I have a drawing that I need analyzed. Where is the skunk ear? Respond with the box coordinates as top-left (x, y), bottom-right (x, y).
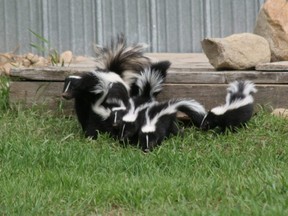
top-left (150, 60), bottom-right (171, 77)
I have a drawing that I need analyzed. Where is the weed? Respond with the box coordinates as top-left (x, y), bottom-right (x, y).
top-left (29, 29), bottom-right (64, 66)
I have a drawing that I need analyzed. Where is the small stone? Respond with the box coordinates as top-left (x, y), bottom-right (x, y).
top-left (272, 108), bottom-right (288, 119)
top-left (59, 51), bottom-right (73, 64)
top-left (26, 53), bottom-right (39, 64)
top-left (22, 59), bottom-right (31, 67)
top-left (33, 56), bottom-right (49, 67)
top-left (74, 56), bottom-right (88, 63)
top-left (201, 33), bottom-right (271, 70)
top-left (2, 63), bottom-right (12, 75)
top-left (0, 53), bottom-right (13, 64)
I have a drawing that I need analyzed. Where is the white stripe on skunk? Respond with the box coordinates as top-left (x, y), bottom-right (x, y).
top-left (138, 99), bottom-right (206, 151)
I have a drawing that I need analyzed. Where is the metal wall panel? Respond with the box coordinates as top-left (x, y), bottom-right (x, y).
top-left (0, 0), bottom-right (264, 55)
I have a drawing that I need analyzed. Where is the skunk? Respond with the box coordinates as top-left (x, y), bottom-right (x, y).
top-left (62, 35), bottom-right (151, 139)
top-left (111, 61), bottom-right (171, 142)
top-left (138, 99), bottom-right (207, 151)
top-left (62, 71), bottom-right (130, 138)
top-left (200, 80), bottom-right (257, 132)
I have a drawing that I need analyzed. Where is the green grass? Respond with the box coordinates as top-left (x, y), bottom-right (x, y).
top-left (1, 77), bottom-right (288, 215)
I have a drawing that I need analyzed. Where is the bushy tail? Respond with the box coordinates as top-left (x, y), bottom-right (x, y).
top-left (226, 80), bottom-right (257, 104)
top-left (94, 34), bottom-right (151, 86)
top-left (173, 99), bottom-right (207, 127)
top-left (133, 60), bottom-right (171, 98)
top-left (144, 99), bottom-right (206, 129)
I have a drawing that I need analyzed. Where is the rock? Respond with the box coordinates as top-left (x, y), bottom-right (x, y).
top-left (272, 108), bottom-right (288, 119)
top-left (26, 53), bottom-right (39, 64)
top-left (201, 33), bottom-right (271, 70)
top-left (254, 0), bottom-right (288, 62)
top-left (59, 51), bottom-right (73, 64)
top-left (0, 53), bottom-right (13, 64)
top-left (22, 59), bottom-right (31, 67)
top-left (1, 63), bottom-right (12, 75)
top-left (74, 56), bottom-right (89, 63)
top-left (33, 56), bottom-right (49, 67)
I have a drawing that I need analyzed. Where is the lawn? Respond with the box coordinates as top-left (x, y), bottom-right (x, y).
top-left (0, 77), bottom-right (288, 215)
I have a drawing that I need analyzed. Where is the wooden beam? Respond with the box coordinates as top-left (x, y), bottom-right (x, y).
top-left (9, 82), bottom-right (288, 113)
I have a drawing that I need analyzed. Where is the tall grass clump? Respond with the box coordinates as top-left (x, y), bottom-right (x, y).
top-left (0, 76), bottom-right (9, 112)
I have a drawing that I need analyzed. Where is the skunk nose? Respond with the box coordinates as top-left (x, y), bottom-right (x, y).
top-left (62, 92), bottom-right (73, 100)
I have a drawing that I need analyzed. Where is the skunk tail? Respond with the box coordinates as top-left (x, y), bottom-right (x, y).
top-left (142, 99), bottom-right (206, 131)
top-left (94, 34), bottom-right (151, 86)
top-left (226, 80), bottom-right (257, 104)
top-left (132, 60), bottom-right (171, 98)
top-left (172, 99), bottom-right (207, 127)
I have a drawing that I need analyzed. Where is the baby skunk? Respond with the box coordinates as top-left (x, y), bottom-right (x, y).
top-left (138, 99), bottom-right (207, 152)
top-left (112, 61), bottom-right (171, 142)
top-left (62, 71), bottom-right (130, 139)
top-left (200, 80), bottom-right (257, 132)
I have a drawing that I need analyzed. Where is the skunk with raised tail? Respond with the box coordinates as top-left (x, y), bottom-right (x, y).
top-left (62, 35), bottom-right (150, 138)
top-left (200, 80), bottom-right (257, 132)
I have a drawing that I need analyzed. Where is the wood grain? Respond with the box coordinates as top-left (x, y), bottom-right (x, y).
top-left (9, 82), bottom-right (288, 113)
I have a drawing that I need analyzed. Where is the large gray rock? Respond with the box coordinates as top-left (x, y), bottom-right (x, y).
top-left (254, 0), bottom-right (288, 62)
top-left (201, 33), bottom-right (271, 70)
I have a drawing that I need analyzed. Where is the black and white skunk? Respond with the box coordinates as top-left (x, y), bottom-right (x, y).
top-left (112, 61), bottom-right (171, 142)
top-left (62, 71), bottom-right (130, 138)
top-left (62, 35), bottom-right (151, 139)
top-left (138, 99), bottom-right (207, 151)
top-left (200, 80), bottom-right (257, 132)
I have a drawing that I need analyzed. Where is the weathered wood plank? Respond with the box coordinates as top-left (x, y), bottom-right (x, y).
top-left (10, 67), bottom-right (288, 84)
top-left (9, 81), bottom-right (74, 114)
top-left (256, 61), bottom-right (288, 71)
top-left (9, 81), bottom-right (288, 112)
top-left (159, 84), bottom-right (288, 109)
top-left (10, 53), bottom-right (288, 84)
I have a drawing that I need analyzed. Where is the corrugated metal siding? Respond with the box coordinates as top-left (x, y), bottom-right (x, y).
top-left (0, 0), bottom-right (265, 55)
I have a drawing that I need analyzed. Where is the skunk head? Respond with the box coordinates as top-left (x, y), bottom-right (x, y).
top-left (138, 133), bottom-right (159, 152)
top-left (110, 107), bottom-right (127, 128)
top-left (132, 60), bottom-right (171, 98)
top-left (62, 75), bottom-right (82, 100)
top-left (119, 122), bottom-right (139, 144)
top-left (62, 73), bottom-right (99, 100)
top-left (200, 112), bottom-right (219, 131)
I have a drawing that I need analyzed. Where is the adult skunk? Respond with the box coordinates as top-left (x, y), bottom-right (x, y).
top-left (62, 35), bottom-right (151, 138)
top-left (111, 61), bottom-right (171, 142)
top-left (62, 71), bottom-right (130, 138)
top-left (200, 80), bottom-right (257, 132)
top-left (138, 99), bottom-right (207, 152)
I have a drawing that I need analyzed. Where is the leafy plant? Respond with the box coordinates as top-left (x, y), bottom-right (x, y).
top-left (29, 29), bottom-right (64, 66)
